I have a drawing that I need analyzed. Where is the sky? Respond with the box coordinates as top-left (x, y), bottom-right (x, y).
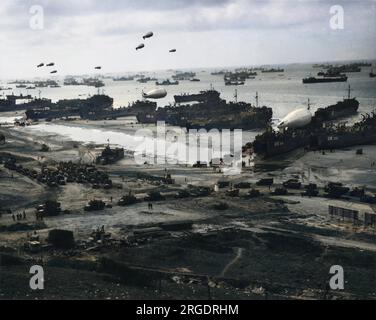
top-left (0, 0), bottom-right (375, 79)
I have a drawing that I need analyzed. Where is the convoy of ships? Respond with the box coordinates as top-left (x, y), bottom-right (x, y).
top-left (1, 61), bottom-right (375, 162)
top-left (2, 89), bottom-right (272, 131)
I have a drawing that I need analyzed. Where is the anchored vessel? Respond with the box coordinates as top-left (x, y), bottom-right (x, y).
top-left (303, 75), bottom-right (348, 83)
top-left (155, 79), bottom-right (179, 86)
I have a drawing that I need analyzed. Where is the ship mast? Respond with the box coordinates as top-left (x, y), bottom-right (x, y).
top-left (255, 92), bottom-right (259, 108)
top-left (307, 98), bottom-right (311, 110)
top-left (347, 84), bottom-right (352, 99)
top-left (234, 89), bottom-right (238, 103)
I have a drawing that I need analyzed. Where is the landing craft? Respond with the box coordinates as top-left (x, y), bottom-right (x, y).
top-left (37, 63), bottom-right (44, 68)
top-left (50, 70), bottom-right (58, 74)
top-left (46, 63), bottom-right (55, 67)
top-left (278, 107), bottom-right (312, 130)
top-left (136, 43), bottom-right (145, 50)
top-left (143, 32), bottom-right (153, 40)
top-left (142, 88), bottom-right (167, 99)
top-left (169, 49), bottom-right (177, 53)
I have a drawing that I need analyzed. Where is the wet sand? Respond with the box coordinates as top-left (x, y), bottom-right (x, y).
top-left (1, 120), bottom-right (376, 300)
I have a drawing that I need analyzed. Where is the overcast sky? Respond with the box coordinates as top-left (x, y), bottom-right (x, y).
top-left (0, 0), bottom-right (375, 79)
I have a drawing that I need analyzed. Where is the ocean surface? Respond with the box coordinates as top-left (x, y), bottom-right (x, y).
top-left (1, 62), bottom-right (376, 121)
top-left (1, 62), bottom-right (376, 169)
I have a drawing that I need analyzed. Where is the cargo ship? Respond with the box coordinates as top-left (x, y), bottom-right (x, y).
top-left (303, 75), bottom-right (347, 84)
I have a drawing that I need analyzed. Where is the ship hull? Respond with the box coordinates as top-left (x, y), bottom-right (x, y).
top-left (313, 98), bottom-right (359, 123)
top-left (303, 77), bottom-right (347, 84)
top-left (315, 129), bottom-right (376, 149)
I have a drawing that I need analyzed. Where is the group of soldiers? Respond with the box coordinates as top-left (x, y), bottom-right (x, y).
top-left (35, 211), bottom-right (44, 221)
top-left (12, 211), bottom-right (27, 222)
